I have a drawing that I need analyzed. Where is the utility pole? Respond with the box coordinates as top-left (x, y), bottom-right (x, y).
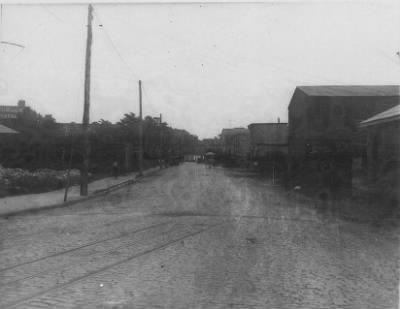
top-left (64, 147), bottom-right (74, 202)
top-left (138, 80), bottom-right (143, 176)
top-left (159, 113), bottom-right (162, 160)
top-left (80, 4), bottom-right (93, 196)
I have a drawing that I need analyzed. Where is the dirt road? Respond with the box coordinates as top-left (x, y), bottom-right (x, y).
top-left (0, 163), bottom-right (398, 309)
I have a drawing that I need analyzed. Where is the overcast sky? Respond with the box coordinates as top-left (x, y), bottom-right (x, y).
top-left (0, 1), bottom-right (399, 138)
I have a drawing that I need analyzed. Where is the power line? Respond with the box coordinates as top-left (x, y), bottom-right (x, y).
top-left (0, 4), bottom-right (25, 59)
top-left (92, 6), bottom-right (163, 119)
top-left (40, 5), bottom-right (65, 23)
top-left (0, 41), bottom-right (25, 49)
top-left (0, 4), bottom-right (2, 54)
top-left (92, 6), bottom-right (140, 82)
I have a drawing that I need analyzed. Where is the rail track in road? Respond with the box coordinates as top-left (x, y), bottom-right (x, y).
top-left (0, 191), bottom-right (154, 247)
top-left (0, 212), bottom-right (166, 267)
top-left (0, 221), bottom-right (219, 309)
top-left (156, 212), bottom-right (323, 224)
top-left (0, 221), bottom-right (170, 277)
top-left (0, 212), bottom-right (141, 249)
top-left (1, 164), bottom-right (397, 309)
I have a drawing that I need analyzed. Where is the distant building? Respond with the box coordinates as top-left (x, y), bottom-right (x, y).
top-left (55, 122), bottom-right (116, 137)
top-left (220, 127), bottom-right (249, 155)
top-left (0, 100), bottom-right (42, 130)
top-left (248, 123), bottom-right (288, 160)
top-left (231, 131), bottom-right (250, 161)
top-left (247, 123), bottom-right (288, 175)
top-left (219, 128), bottom-right (250, 165)
top-left (288, 85), bottom-right (400, 197)
top-left (56, 122), bottom-right (84, 137)
top-left (202, 138), bottom-right (223, 154)
top-left (0, 100), bottom-right (27, 119)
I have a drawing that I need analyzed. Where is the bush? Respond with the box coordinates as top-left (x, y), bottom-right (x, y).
top-left (0, 166), bottom-right (81, 197)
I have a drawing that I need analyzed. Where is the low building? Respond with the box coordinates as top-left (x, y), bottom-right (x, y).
top-left (230, 131), bottom-right (250, 162)
top-left (360, 105), bottom-right (400, 205)
top-left (56, 122), bottom-right (84, 137)
top-left (247, 123), bottom-right (288, 178)
top-left (288, 85), bottom-right (400, 197)
top-left (0, 124), bottom-right (18, 135)
top-left (220, 128), bottom-right (248, 155)
top-left (248, 123), bottom-right (288, 160)
top-left (219, 128), bottom-right (250, 164)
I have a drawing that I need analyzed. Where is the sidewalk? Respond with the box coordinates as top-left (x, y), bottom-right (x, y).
top-left (0, 167), bottom-right (158, 217)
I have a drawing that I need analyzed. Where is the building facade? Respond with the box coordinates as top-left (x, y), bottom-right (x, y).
top-left (220, 128), bottom-right (249, 154)
top-left (0, 100), bottom-right (27, 120)
top-left (360, 105), bottom-right (400, 206)
top-left (288, 85), bottom-right (400, 197)
top-left (248, 123), bottom-right (288, 160)
top-left (219, 128), bottom-right (250, 165)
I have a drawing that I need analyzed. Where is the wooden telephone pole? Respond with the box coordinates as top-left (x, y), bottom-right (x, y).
top-left (159, 113), bottom-right (162, 159)
top-left (80, 4), bottom-right (93, 196)
top-left (138, 80), bottom-right (143, 176)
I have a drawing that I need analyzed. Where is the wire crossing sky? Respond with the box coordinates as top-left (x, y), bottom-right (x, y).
top-left (0, 2), bottom-right (399, 138)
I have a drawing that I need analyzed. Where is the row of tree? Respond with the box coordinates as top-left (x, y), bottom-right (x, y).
top-left (0, 110), bottom-right (201, 174)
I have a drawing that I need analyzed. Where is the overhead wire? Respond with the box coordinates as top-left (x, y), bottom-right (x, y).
top-left (40, 4), bottom-right (65, 23)
top-left (1, 4), bottom-right (2, 38)
top-left (0, 5), bottom-right (25, 62)
top-left (142, 84), bottom-right (160, 117)
top-left (92, 6), bottom-right (141, 83)
top-left (92, 6), bottom-right (164, 119)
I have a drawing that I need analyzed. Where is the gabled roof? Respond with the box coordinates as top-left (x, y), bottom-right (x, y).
top-left (0, 124), bottom-right (18, 134)
top-left (360, 105), bottom-right (400, 128)
top-left (297, 85), bottom-right (400, 97)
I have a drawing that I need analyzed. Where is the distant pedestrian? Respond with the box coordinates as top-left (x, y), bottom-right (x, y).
top-left (112, 161), bottom-right (119, 179)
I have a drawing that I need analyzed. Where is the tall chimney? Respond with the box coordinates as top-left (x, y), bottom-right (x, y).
top-left (278, 117), bottom-right (280, 123)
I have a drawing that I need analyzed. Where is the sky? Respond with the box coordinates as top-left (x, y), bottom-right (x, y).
top-left (0, 1), bottom-right (399, 139)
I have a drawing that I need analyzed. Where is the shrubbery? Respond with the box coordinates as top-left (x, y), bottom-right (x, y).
top-left (0, 166), bottom-right (80, 197)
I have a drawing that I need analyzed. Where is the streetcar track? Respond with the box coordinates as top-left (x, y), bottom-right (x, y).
top-left (0, 213), bottom-right (144, 250)
top-left (155, 212), bottom-right (322, 224)
top-left (0, 221), bottom-right (178, 287)
top-left (3, 223), bottom-right (219, 309)
top-left (0, 221), bottom-right (170, 273)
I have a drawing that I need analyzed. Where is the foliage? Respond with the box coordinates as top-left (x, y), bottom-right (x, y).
top-left (0, 110), bottom-right (201, 174)
top-left (0, 166), bottom-right (80, 197)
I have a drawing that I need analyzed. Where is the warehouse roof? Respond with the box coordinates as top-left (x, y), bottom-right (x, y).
top-left (248, 123), bottom-right (288, 127)
top-left (220, 128), bottom-right (248, 136)
top-left (360, 105), bottom-right (400, 128)
top-left (297, 85), bottom-right (400, 97)
top-left (0, 124), bottom-right (18, 134)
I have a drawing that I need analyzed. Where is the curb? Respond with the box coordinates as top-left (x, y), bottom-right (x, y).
top-left (0, 168), bottom-right (159, 219)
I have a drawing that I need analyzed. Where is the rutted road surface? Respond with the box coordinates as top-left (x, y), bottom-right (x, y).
top-left (0, 163), bottom-right (398, 309)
